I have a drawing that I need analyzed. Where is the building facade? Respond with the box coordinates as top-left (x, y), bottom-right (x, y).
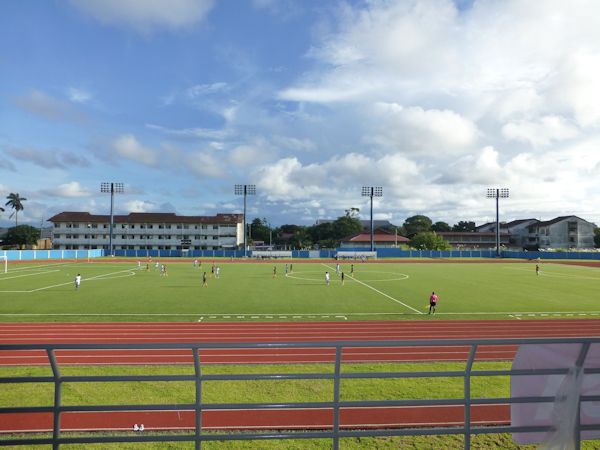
top-left (474, 216), bottom-right (596, 250)
top-left (47, 212), bottom-right (244, 251)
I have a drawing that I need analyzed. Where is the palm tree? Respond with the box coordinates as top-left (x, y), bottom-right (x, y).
top-left (5, 193), bottom-right (26, 226)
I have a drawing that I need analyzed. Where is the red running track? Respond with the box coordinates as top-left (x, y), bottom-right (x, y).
top-left (1, 319), bottom-right (599, 433)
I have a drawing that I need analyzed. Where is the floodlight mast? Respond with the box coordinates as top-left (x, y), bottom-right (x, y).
top-left (100, 182), bottom-right (124, 256)
top-left (361, 186), bottom-right (383, 252)
top-left (486, 188), bottom-right (509, 257)
top-left (235, 184), bottom-right (256, 257)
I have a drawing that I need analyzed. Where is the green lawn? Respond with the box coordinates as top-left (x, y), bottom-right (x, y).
top-left (1, 259), bottom-right (600, 321)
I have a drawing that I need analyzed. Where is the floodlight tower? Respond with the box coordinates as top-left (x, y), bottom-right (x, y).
top-left (101, 182), bottom-right (124, 256)
top-left (486, 188), bottom-right (509, 257)
top-left (234, 184), bottom-right (256, 257)
top-left (361, 186), bottom-right (383, 252)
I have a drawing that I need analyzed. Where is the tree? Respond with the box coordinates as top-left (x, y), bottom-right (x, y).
top-left (5, 193), bottom-right (27, 226)
top-left (402, 215), bottom-right (432, 238)
top-left (431, 221), bottom-right (451, 232)
top-left (3, 225), bottom-right (40, 248)
top-left (332, 215), bottom-right (362, 240)
top-left (345, 207), bottom-right (360, 218)
top-left (409, 232), bottom-right (451, 250)
top-left (249, 218), bottom-right (272, 244)
top-left (452, 221), bottom-right (476, 232)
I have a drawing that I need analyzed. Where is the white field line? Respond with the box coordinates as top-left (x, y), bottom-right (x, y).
top-left (322, 263), bottom-right (423, 314)
top-left (0, 270), bottom-right (60, 281)
top-left (2, 311), bottom-right (600, 317)
top-left (1, 267), bottom-right (138, 293)
top-left (504, 266), bottom-right (600, 281)
top-left (3, 261), bottom-right (78, 273)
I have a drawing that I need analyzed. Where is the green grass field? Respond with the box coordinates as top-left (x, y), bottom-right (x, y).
top-left (1, 258), bottom-right (600, 322)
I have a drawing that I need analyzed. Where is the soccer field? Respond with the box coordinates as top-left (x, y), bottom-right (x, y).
top-left (1, 259), bottom-right (599, 322)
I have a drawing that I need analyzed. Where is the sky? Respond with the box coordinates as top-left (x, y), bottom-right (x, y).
top-left (1, 0), bottom-right (600, 229)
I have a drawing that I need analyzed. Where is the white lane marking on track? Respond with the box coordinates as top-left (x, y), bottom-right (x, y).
top-left (322, 263), bottom-right (423, 314)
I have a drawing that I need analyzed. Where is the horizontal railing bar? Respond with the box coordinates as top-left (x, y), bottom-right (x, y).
top-left (2, 336), bottom-right (599, 351)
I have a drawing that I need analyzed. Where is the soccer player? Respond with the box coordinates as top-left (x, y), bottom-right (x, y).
top-left (341, 271), bottom-right (345, 285)
top-left (325, 271), bottom-right (330, 286)
top-left (429, 292), bottom-right (438, 315)
top-left (285, 263), bottom-right (289, 275)
top-left (215, 266), bottom-right (220, 278)
top-left (273, 266), bottom-right (277, 278)
top-left (202, 272), bottom-right (208, 287)
top-left (535, 264), bottom-right (540, 276)
top-left (290, 264), bottom-right (293, 273)
top-left (336, 263), bottom-right (340, 275)
top-left (74, 274), bottom-right (81, 290)
top-left (350, 264), bottom-right (354, 275)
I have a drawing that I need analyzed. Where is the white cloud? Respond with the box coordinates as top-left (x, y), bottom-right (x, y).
top-left (186, 82), bottom-right (229, 99)
top-left (67, 87), bottom-right (92, 104)
top-left (502, 116), bottom-right (580, 147)
top-left (185, 151), bottom-right (224, 177)
top-left (15, 90), bottom-right (82, 122)
top-left (111, 134), bottom-right (158, 166)
top-left (46, 181), bottom-right (91, 198)
top-left (123, 199), bottom-right (157, 212)
top-left (368, 103), bottom-right (478, 154)
top-left (70, 0), bottom-right (215, 33)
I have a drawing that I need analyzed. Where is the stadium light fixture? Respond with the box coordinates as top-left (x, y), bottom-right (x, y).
top-left (361, 186), bottom-right (383, 252)
top-left (101, 182), bottom-right (124, 256)
top-left (235, 184), bottom-right (256, 257)
top-left (486, 188), bottom-right (510, 257)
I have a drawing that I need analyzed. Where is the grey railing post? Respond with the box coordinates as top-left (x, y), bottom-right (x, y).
top-left (574, 342), bottom-right (590, 450)
top-left (193, 346), bottom-right (203, 450)
top-left (332, 345), bottom-right (342, 450)
top-left (464, 344), bottom-right (477, 450)
top-left (47, 349), bottom-right (62, 450)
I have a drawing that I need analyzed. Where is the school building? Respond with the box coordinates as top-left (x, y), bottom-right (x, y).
top-left (47, 212), bottom-right (244, 251)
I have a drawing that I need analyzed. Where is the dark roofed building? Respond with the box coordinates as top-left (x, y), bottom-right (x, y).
top-left (47, 211), bottom-right (244, 251)
top-left (340, 230), bottom-right (409, 248)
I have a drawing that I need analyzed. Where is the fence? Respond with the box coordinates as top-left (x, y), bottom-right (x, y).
top-left (2, 248), bottom-right (600, 261)
top-left (2, 337), bottom-right (600, 449)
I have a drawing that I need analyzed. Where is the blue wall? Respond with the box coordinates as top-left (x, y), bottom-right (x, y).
top-left (1, 249), bottom-right (104, 261)
top-left (2, 248), bottom-right (599, 261)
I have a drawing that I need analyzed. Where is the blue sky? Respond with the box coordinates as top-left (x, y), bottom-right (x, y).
top-left (1, 0), bottom-right (600, 228)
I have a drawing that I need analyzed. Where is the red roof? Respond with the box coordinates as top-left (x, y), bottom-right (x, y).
top-left (342, 232), bottom-right (409, 243)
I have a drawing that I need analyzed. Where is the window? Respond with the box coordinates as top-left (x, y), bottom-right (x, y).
top-left (212, 236), bottom-right (218, 240)
top-left (184, 225), bottom-right (189, 229)
top-left (201, 225), bottom-right (207, 229)
top-left (177, 225), bottom-right (182, 229)
top-left (213, 225), bottom-right (218, 230)
top-left (159, 225), bottom-right (164, 229)
top-left (54, 223), bottom-right (60, 228)
top-left (148, 224), bottom-right (153, 229)
top-left (91, 224), bottom-right (98, 229)
top-left (72, 224), bottom-right (79, 228)
top-left (166, 225), bottom-right (172, 229)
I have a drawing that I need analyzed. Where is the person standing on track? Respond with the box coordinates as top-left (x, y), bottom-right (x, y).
top-left (429, 291), bottom-right (438, 314)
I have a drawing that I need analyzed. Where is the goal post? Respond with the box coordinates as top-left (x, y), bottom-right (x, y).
top-left (0, 255), bottom-right (7, 274)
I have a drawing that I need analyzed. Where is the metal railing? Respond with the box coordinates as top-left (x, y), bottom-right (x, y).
top-left (1, 337), bottom-right (600, 449)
